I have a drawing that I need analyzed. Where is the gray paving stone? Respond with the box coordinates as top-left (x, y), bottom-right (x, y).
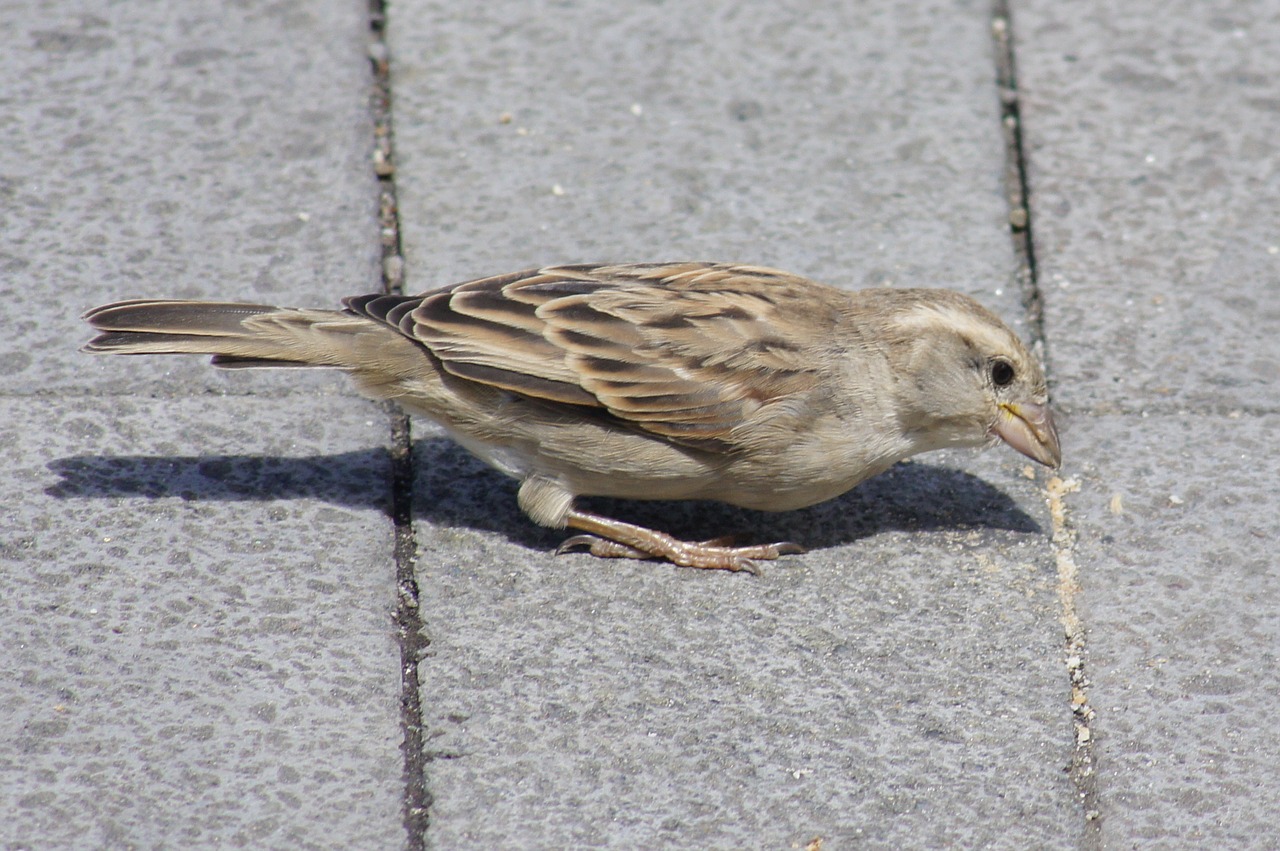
top-left (1017, 1), bottom-right (1280, 413)
top-left (389, 0), bottom-right (1033, 335)
top-left (387, 1), bottom-right (1081, 845)
top-left (0, 397), bottom-right (402, 849)
top-left (1066, 414), bottom-right (1279, 847)
top-left (412, 423), bottom-right (1079, 848)
top-left (31, 0), bottom-right (1280, 847)
top-left (0, 0), bottom-right (380, 396)
top-left (2, 2), bottom-right (409, 846)
top-left (1016, 4), bottom-right (1280, 844)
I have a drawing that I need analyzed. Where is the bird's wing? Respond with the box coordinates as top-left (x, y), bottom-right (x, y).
top-left (347, 263), bottom-right (842, 449)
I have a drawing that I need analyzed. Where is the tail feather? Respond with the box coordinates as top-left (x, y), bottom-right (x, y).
top-left (209, 355), bottom-right (319, 369)
top-left (81, 298), bottom-right (377, 369)
top-left (81, 300), bottom-right (280, 336)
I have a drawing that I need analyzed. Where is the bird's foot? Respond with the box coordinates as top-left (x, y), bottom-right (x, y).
top-left (557, 509), bottom-right (805, 574)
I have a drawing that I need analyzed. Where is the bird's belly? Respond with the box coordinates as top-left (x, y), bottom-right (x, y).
top-left (441, 406), bottom-right (912, 512)
top-left (446, 424), bottom-right (724, 501)
top-left (449, 433), bottom-right (532, 481)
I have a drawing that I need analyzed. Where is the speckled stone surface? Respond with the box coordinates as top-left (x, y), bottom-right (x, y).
top-left (1017, 1), bottom-right (1280, 845)
top-left (412, 421), bottom-right (1077, 848)
top-left (1, 397), bottom-right (401, 848)
top-left (1017, 1), bottom-right (1280, 413)
top-left (8, 0), bottom-right (1278, 846)
top-left (389, 3), bottom-right (1080, 845)
top-left (0, 0), bottom-right (380, 396)
top-left (1063, 415), bottom-right (1280, 847)
top-left (0, 4), bottom-right (404, 846)
top-left (388, 0), bottom-right (1033, 336)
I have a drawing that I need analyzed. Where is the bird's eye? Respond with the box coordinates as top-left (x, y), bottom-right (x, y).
top-left (991, 359), bottom-right (1016, 387)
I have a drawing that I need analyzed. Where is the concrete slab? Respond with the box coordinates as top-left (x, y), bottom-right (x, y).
top-left (1016, 1), bottom-right (1280, 412)
top-left (1065, 414), bottom-right (1279, 846)
top-left (412, 424), bottom-right (1079, 848)
top-left (389, 0), bottom-right (1033, 336)
top-left (387, 0), bottom-right (1081, 845)
top-left (0, 0), bottom-right (380, 396)
top-left (0, 396), bottom-right (402, 849)
top-left (33, 0), bottom-right (1280, 846)
top-left (1015, 2), bottom-right (1280, 844)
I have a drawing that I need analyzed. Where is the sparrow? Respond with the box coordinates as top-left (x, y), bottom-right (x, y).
top-left (82, 262), bottom-right (1060, 572)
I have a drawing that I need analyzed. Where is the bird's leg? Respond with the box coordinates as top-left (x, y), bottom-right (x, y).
top-left (556, 508), bottom-right (805, 573)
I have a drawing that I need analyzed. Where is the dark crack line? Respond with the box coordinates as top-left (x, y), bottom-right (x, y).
top-left (388, 407), bottom-right (430, 848)
top-left (991, 3), bottom-right (1102, 845)
top-left (368, 2), bottom-right (430, 847)
top-left (991, 4), bottom-right (1046, 357)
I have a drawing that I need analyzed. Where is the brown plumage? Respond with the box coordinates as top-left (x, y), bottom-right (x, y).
top-left (83, 262), bottom-right (1060, 571)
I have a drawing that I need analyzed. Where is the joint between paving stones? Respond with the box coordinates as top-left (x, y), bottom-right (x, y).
top-left (1047, 477), bottom-right (1103, 841)
top-left (1061, 402), bottom-right (1280, 419)
top-left (992, 4), bottom-right (1102, 844)
top-left (368, 2), bottom-right (431, 847)
top-left (990, 3), bottom-right (1045, 360)
top-left (388, 408), bottom-right (430, 847)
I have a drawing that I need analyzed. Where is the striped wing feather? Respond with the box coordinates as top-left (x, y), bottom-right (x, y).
top-left (349, 263), bottom-right (838, 447)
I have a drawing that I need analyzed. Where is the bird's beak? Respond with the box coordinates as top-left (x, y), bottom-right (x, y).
top-left (994, 401), bottom-right (1061, 468)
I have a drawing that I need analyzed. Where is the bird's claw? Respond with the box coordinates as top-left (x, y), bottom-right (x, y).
top-left (555, 532), bottom-right (805, 574)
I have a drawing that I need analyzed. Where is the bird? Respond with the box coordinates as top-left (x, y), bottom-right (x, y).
top-left (82, 262), bottom-right (1060, 572)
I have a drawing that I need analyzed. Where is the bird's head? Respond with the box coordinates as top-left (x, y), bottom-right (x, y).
top-left (878, 290), bottom-right (1061, 468)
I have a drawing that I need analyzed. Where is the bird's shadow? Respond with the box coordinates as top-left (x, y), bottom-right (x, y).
top-left (45, 436), bottom-right (1042, 552)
